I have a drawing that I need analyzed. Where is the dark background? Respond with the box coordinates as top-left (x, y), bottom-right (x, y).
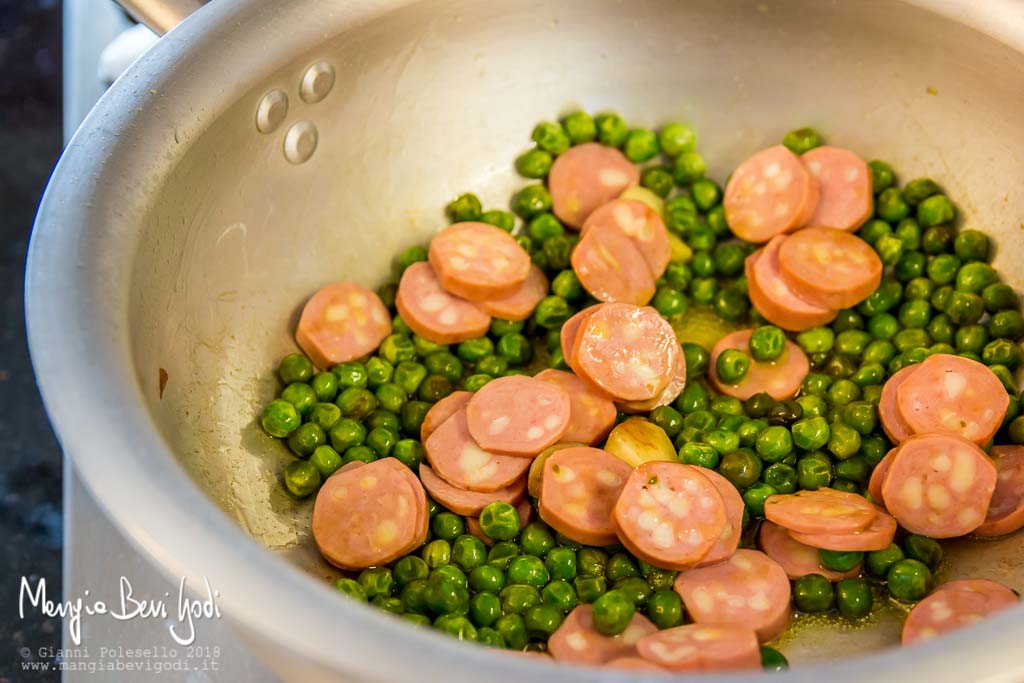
top-left (0, 0), bottom-right (65, 681)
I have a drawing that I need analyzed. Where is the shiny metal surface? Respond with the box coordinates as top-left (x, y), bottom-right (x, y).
top-left (116, 0), bottom-right (205, 35)
top-left (27, 0), bottom-right (1024, 681)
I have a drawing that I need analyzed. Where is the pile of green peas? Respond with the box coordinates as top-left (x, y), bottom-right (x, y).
top-left (257, 117), bottom-right (1024, 661)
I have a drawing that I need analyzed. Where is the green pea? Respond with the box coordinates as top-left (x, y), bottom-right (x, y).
top-left (816, 550), bottom-right (862, 573)
top-left (421, 352), bottom-right (460, 383)
top-left (499, 584), bottom-right (541, 615)
top-left (571, 575), bottom-right (606, 606)
top-left (562, 111), bottom-right (596, 145)
top-left (833, 330), bottom-right (869, 357)
top-left (917, 194), bottom-right (956, 228)
top-left (475, 626), bottom-right (505, 647)
top-left (858, 281), bottom-right (904, 317)
top-left (475, 355), bottom-right (509, 378)
top-left (849, 361), bottom-right (885, 387)
top-left (306, 445), bottom-right (341, 478)
top-left (796, 396), bottom-right (828, 421)
top-left (333, 361), bottom-right (368, 389)
top-left (710, 396), bottom-right (745, 418)
top-left (835, 455), bottom-right (870, 484)
top-left (801, 374), bottom-right (831, 397)
top-left (496, 333), bottom-right (533, 365)
top-left (762, 462), bottom-right (797, 494)
top-left (716, 349), bottom-right (751, 384)
top-left (835, 578), bottom-right (873, 619)
top-left (955, 263), bottom-right (997, 296)
top-left (356, 567), bottom-right (394, 601)
top-left (875, 234), bottom-right (904, 267)
top-left (876, 187), bottom-right (910, 222)
top-left (261, 399), bottom-right (301, 438)
top-left (652, 287), bottom-right (687, 318)
top-left (689, 179), bottom-right (720, 212)
top-left (468, 565), bottom-right (507, 594)
top-left (673, 151), bottom-right (706, 185)
top-left (665, 195), bottom-right (698, 234)
top-left (703, 429), bottom-right (739, 457)
top-left (706, 204), bottom-right (729, 236)
top-left (335, 578), bottom-right (368, 601)
top-left (594, 112), bottom-right (628, 147)
top-left (591, 589), bottom-right (635, 636)
top-left (523, 604), bottom-right (564, 639)
top-left (466, 591), bottom-right (502, 628)
top-left (278, 353), bottom-right (315, 384)
top-left (639, 562), bottom-right (679, 591)
top-left (492, 613), bottom-right (527, 649)
top-left (856, 436), bottom-right (886, 468)
top-left (390, 363), bottom-right (425, 397)
top-left (990, 310), bottom-right (1024, 341)
top-left (417, 375), bottom-right (453, 402)
top-left (648, 406), bottom-right (683, 439)
top-left (797, 327), bottom-right (835, 354)
top-left (577, 548), bottom-right (609, 577)
top-left (761, 646), bottom-right (789, 672)
top-left (375, 383), bottom-right (407, 415)
top-left (284, 422), bottom-right (323, 457)
top-left (755, 426), bottom-right (793, 463)
top-left (658, 122), bottom-right (697, 157)
top-left (994, 365), bottom-right (1019, 394)
top-left (644, 589), bottom-right (684, 630)
top-left (399, 400), bottom-right (429, 437)
top-left (927, 255), bottom-right (960, 287)
top-left (930, 285), bottom-right (954, 313)
top-left (621, 128), bottom-right (659, 162)
top-left (827, 421), bottom-right (862, 460)
top-left (341, 445), bottom-right (377, 466)
top-left (512, 184), bottom-right (552, 219)
top-left (859, 219), bottom-right (893, 246)
top-left (506, 556), bottom-right (549, 591)
top-left (370, 595), bottom-right (403, 614)
top-left (903, 278), bottom-right (934, 303)
top-left (712, 243), bottom-right (746, 278)
top-left (797, 452), bottom-right (833, 490)
top-left (984, 339), bottom-right (1021, 368)
top-left (391, 314), bottom-right (414, 336)
top-left (478, 209), bottom-right (515, 232)
top-left (718, 449), bottom-right (763, 489)
top-left (445, 193), bottom-right (482, 222)
top-left (432, 565), bottom-right (468, 591)
top-left (887, 559), bottom-right (932, 601)
top-left (426, 512), bottom-right (462, 543)
top-left (335, 386), bottom-right (376, 419)
top-left (737, 419), bottom-right (768, 448)
top-left (532, 295), bottom-right (572, 329)
top-left (679, 442), bottom-right (720, 469)
top-left (515, 148), bottom-right (553, 179)
top-left (460, 374), bottom-right (491, 392)
top-left (742, 482), bottom-right (777, 517)
top-left (902, 535), bottom-right (943, 571)
top-left (862, 543), bottom-right (905, 578)
top-left (365, 426), bottom-right (397, 457)
top-left (867, 160), bottom-right (894, 193)
top-left (391, 556), bottom-right (429, 588)
top-left (840, 401), bottom-right (877, 436)
top-left (742, 392), bottom-right (775, 419)
top-left (782, 126), bottom-right (822, 154)
top-left (983, 283), bottom-right (1018, 313)
top-left (527, 213), bottom-right (564, 243)
top-left (602, 553), bottom-right (638, 583)
top-left (610, 578), bottom-right (650, 611)
top-left (946, 291), bottom-right (984, 325)
top-left (543, 547), bottom-right (577, 582)
top-left (480, 502), bottom-right (520, 541)
top-left (283, 460), bottom-right (321, 498)
top-left (680, 343), bottom-right (709, 379)
top-left (519, 522), bottom-right (556, 558)
top-left (793, 574), bottom-right (834, 613)
top-left (434, 614), bottom-right (478, 641)
top-left (280, 384), bottom-right (316, 417)
top-left (529, 120), bottom-right (570, 155)
top-left (423, 539), bottom-right (452, 569)
top-left (789, 416), bottom-right (830, 452)
top-left (1010, 416), bottom-right (1024, 444)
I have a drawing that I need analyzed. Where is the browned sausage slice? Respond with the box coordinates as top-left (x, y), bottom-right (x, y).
top-left (709, 329), bottom-right (809, 401)
top-left (465, 375), bottom-right (571, 456)
top-left (548, 143), bottom-right (640, 229)
top-left (423, 408), bottom-right (531, 492)
top-left (723, 145), bottom-right (819, 243)
top-left (777, 227), bottom-right (883, 309)
top-left (428, 222), bottom-right (531, 300)
top-left (672, 549), bottom-right (792, 642)
top-left (296, 282), bottom-right (392, 369)
top-left (895, 353), bottom-right (1009, 446)
top-left (801, 146), bottom-right (873, 232)
top-left (746, 237), bottom-right (837, 332)
top-left (882, 433), bottom-right (997, 538)
top-left (538, 446), bottom-right (632, 546)
top-left (396, 262), bottom-right (491, 345)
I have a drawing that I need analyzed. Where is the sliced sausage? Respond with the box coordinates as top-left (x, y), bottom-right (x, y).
top-left (428, 222), bottom-right (531, 300)
top-left (694, 468), bottom-right (744, 567)
top-left (571, 218), bottom-right (656, 305)
top-left (617, 345), bottom-right (687, 413)
top-left (709, 329), bottom-right (809, 401)
top-left (559, 305), bottom-right (601, 374)
top-left (636, 624), bottom-right (761, 672)
top-left (611, 463), bottom-right (728, 571)
top-left (879, 366), bottom-right (918, 444)
top-left (312, 458), bottom-right (428, 570)
top-left (296, 282), bottom-right (392, 369)
top-left (395, 262), bottom-right (491, 345)
top-left (420, 391), bottom-right (472, 442)
top-left (673, 549), bottom-right (792, 642)
top-left (547, 605), bottom-right (657, 666)
top-left (582, 199), bottom-right (671, 279)
top-left (881, 433), bottom-right (997, 538)
top-left (534, 369), bottom-right (617, 445)
top-left (764, 488), bottom-right (877, 535)
top-left (423, 408), bottom-right (531, 492)
top-left (538, 446), bottom-right (632, 546)
top-left (868, 449), bottom-right (896, 508)
top-left (474, 265), bottom-right (548, 321)
top-left (801, 146), bottom-right (873, 232)
top-left (605, 657), bottom-right (667, 672)
top-left (777, 227), bottom-right (883, 309)
top-left (573, 303), bottom-right (678, 401)
top-left (527, 441), bottom-right (587, 499)
top-left (548, 143), bottom-right (641, 229)
top-left (418, 464), bottom-right (526, 517)
top-left (758, 521), bottom-right (862, 580)
top-left (745, 238), bottom-right (837, 332)
top-left (723, 145), bottom-right (819, 243)
top-left (788, 506), bottom-right (897, 551)
top-left (896, 354), bottom-right (1009, 446)
top-left (466, 375), bottom-right (571, 456)
top-left (975, 445), bottom-right (1024, 538)
top-left (465, 497), bottom-right (533, 545)
top-left (902, 579), bottom-right (1018, 646)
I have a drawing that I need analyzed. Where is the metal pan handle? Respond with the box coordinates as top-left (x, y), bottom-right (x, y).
top-left (114, 0), bottom-right (206, 35)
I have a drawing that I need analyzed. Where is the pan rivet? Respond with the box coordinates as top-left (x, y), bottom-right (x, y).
top-left (284, 121), bottom-right (318, 164)
top-left (255, 89), bottom-right (288, 134)
top-left (300, 62), bottom-right (336, 104)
